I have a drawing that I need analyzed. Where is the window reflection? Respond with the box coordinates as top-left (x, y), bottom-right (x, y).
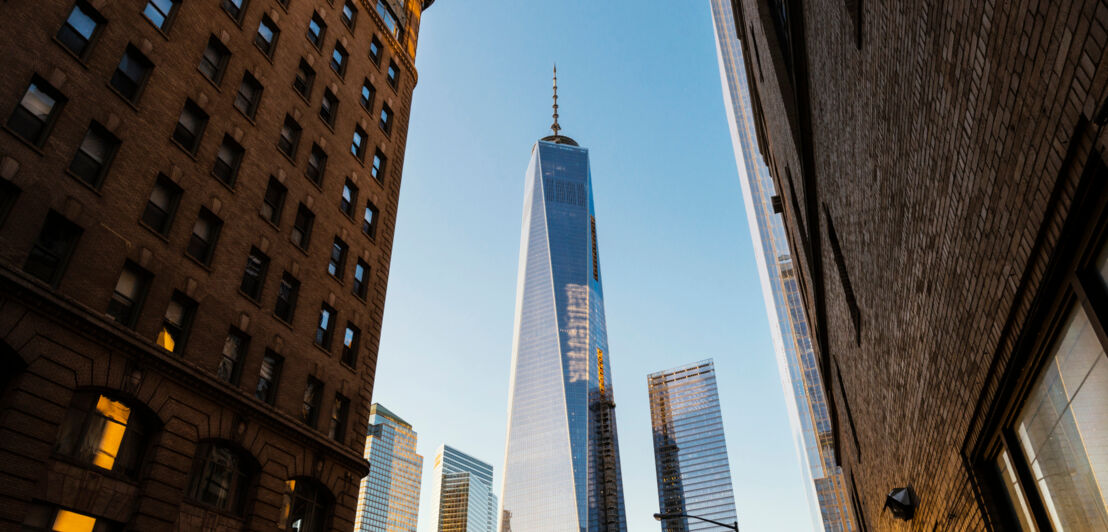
top-left (54, 392), bottom-right (150, 477)
top-left (280, 478), bottom-right (331, 532)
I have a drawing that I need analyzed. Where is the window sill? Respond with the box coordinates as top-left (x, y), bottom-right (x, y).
top-left (349, 152), bottom-right (366, 167)
top-left (197, 68), bottom-right (225, 91)
top-left (306, 175), bottom-right (324, 191)
top-left (138, 220), bottom-right (173, 242)
top-left (289, 237), bottom-right (311, 257)
top-left (52, 37), bottom-right (93, 69)
top-left (317, 115), bottom-right (336, 133)
top-left (184, 252), bottom-right (215, 273)
top-left (253, 43), bottom-right (276, 63)
top-left (142, 16), bottom-right (172, 41)
top-left (272, 312), bottom-right (296, 331)
top-left (276, 145), bottom-right (298, 165)
top-left (234, 106), bottom-right (258, 126)
top-left (237, 289), bottom-right (263, 309)
top-left (361, 229), bottom-right (377, 244)
top-left (328, 273), bottom-right (345, 287)
top-left (221, 9), bottom-right (246, 28)
top-left (170, 138), bottom-right (201, 161)
top-left (1, 126), bottom-right (47, 156)
top-left (106, 82), bottom-right (144, 112)
top-left (258, 211), bottom-right (281, 230)
top-left (49, 453), bottom-right (141, 486)
top-left (312, 342), bottom-right (333, 357)
top-left (210, 170), bottom-right (238, 192)
top-left (294, 88), bottom-right (312, 106)
top-left (63, 169), bottom-right (105, 195)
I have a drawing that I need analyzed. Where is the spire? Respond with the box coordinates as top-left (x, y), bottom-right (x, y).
top-left (551, 63), bottom-right (561, 137)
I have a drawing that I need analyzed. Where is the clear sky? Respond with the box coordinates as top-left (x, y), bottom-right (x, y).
top-left (372, 1), bottom-right (816, 531)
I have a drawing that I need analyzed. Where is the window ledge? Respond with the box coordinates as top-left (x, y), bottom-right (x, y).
top-left (170, 138), bottom-right (201, 161)
top-left (1, 126), bottom-right (47, 156)
top-left (138, 220), bottom-right (173, 243)
top-left (63, 169), bottom-right (105, 195)
top-left (51, 37), bottom-right (93, 69)
top-left (184, 252), bottom-right (215, 273)
top-left (106, 82), bottom-right (143, 112)
top-left (237, 289), bottom-right (263, 309)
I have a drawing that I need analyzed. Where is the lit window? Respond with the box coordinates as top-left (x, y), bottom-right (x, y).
top-left (198, 37), bottom-right (231, 83)
top-left (340, 323), bottom-right (359, 366)
top-left (340, 179), bottom-right (357, 216)
top-left (217, 328), bottom-right (249, 384)
top-left (239, 247), bottom-right (269, 301)
top-left (143, 0), bottom-right (179, 31)
top-left (352, 259), bottom-right (369, 299)
top-left (54, 391), bottom-right (151, 477)
top-left (255, 351), bottom-right (283, 404)
top-left (234, 72), bottom-right (263, 118)
top-left (23, 505), bottom-right (121, 531)
top-left (350, 126), bottom-right (367, 160)
top-left (173, 99), bottom-right (208, 153)
top-left (187, 443), bottom-right (255, 514)
top-left (157, 292), bottom-right (196, 353)
top-left (255, 16), bottom-right (279, 56)
top-left (314, 304), bottom-right (335, 349)
top-left (24, 211), bottom-right (82, 286)
top-left (142, 174), bottom-right (181, 234)
top-left (274, 272), bottom-right (299, 322)
top-left (186, 208), bottom-right (222, 264)
top-left (307, 12), bottom-right (326, 47)
top-left (68, 122), bottom-right (120, 187)
top-left (301, 377), bottom-right (323, 426)
top-left (261, 177), bottom-right (286, 225)
top-left (110, 46), bottom-right (154, 102)
top-left (57, 2), bottom-right (104, 58)
top-left (290, 204), bottom-right (314, 249)
top-left (328, 238), bottom-right (347, 278)
top-left (7, 77), bottom-right (66, 146)
top-left (280, 478), bottom-right (332, 532)
top-left (106, 261), bottom-right (150, 328)
top-left (212, 135), bottom-right (244, 186)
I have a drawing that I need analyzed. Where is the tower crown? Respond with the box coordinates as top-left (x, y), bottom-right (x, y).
top-left (541, 64), bottom-right (579, 146)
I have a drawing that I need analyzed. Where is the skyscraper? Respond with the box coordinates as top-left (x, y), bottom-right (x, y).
top-left (707, 0), bottom-right (854, 530)
top-left (355, 404), bottom-right (423, 532)
top-left (648, 360), bottom-right (738, 532)
top-left (498, 69), bottom-right (627, 532)
top-left (429, 444), bottom-right (497, 532)
top-left (0, 0), bottom-right (433, 529)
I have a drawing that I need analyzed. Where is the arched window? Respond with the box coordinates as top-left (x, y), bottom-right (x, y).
top-left (187, 442), bottom-right (257, 514)
top-left (53, 391), bottom-right (155, 478)
top-left (279, 477), bottom-right (332, 532)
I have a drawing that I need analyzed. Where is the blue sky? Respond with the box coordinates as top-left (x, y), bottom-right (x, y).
top-left (372, 1), bottom-right (815, 530)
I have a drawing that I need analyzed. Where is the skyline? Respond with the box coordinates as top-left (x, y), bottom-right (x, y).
top-left (371, 1), bottom-right (813, 531)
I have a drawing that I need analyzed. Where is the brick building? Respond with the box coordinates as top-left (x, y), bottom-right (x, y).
top-left (0, 0), bottom-right (433, 530)
top-left (727, 0), bottom-right (1108, 530)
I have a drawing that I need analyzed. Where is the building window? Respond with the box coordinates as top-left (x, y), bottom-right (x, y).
top-left (239, 247), bottom-right (269, 301)
top-left (328, 238), bottom-right (347, 279)
top-left (350, 126), bottom-right (367, 161)
top-left (386, 60), bottom-right (399, 88)
top-left (217, 328), bottom-right (250, 384)
top-left (340, 179), bottom-right (357, 217)
top-left (7, 77), bottom-right (66, 146)
top-left (340, 323), bottom-right (359, 367)
top-left (371, 149), bottom-right (386, 181)
top-left (352, 259), bottom-right (369, 299)
top-left (186, 208), bottom-right (222, 265)
top-left (187, 443), bottom-right (255, 514)
top-left (221, 0), bottom-right (248, 22)
top-left (255, 16), bottom-right (279, 57)
top-left (143, 0), bottom-right (179, 31)
top-left (261, 177), bottom-right (286, 225)
top-left (279, 478), bottom-right (332, 532)
top-left (24, 211), bottom-right (82, 286)
top-left (211, 136), bottom-right (244, 186)
top-left (68, 122), bottom-right (120, 188)
top-left (57, 1), bottom-right (105, 58)
top-left (368, 35), bottom-right (382, 64)
top-left (301, 377), bottom-right (322, 427)
top-left (307, 12), bottom-right (326, 48)
top-left (198, 36), bottom-right (231, 84)
top-left (293, 59), bottom-right (315, 98)
top-left (290, 203), bottom-right (314, 250)
top-left (142, 174), bottom-right (182, 235)
top-left (22, 505), bottom-right (122, 532)
top-left (106, 261), bottom-right (151, 328)
top-left (0, 178), bottom-right (21, 228)
top-left (360, 79), bottom-right (375, 109)
top-left (277, 115), bottom-right (301, 157)
top-left (319, 89), bottom-right (338, 126)
top-left (157, 291), bottom-right (196, 353)
top-left (306, 144), bottom-right (327, 185)
top-left (111, 45), bottom-right (153, 102)
top-left (274, 272), bottom-right (299, 322)
top-left (255, 350), bottom-right (283, 404)
top-left (375, 0), bottom-right (401, 39)
top-left (379, 104), bottom-right (392, 134)
top-left (314, 304), bottom-right (335, 349)
top-left (330, 43), bottom-right (348, 76)
top-left (328, 393), bottom-right (349, 441)
top-left (362, 200), bottom-right (378, 238)
top-left (173, 99), bottom-right (208, 153)
top-left (234, 72), bottom-right (263, 118)
top-left (54, 391), bottom-right (152, 477)
top-left (341, 1), bottom-right (357, 28)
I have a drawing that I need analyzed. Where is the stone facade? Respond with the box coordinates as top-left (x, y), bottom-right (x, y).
top-left (729, 0), bottom-right (1108, 530)
top-left (0, 0), bottom-right (432, 530)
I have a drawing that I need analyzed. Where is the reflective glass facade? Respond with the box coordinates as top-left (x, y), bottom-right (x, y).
top-left (355, 404), bottom-right (423, 532)
top-left (499, 139), bottom-right (627, 532)
top-left (648, 360), bottom-right (738, 532)
top-left (708, 1), bottom-right (855, 530)
top-left (430, 444), bottom-right (497, 532)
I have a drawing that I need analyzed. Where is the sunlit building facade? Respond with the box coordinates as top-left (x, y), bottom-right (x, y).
top-left (498, 87), bottom-right (627, 532)
top-left (429, 444), bottom-right (497, 532)
top-left (648, 360), bottom-right (738, 532)
top-left (355, 404), bottom-right (423, 532)
top-left (707, 1), bottom-right (854, 530)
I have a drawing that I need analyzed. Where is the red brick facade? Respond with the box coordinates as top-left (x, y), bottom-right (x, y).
top-left (0, 0), bottom-right (430, 530)
top-left (730, 0), bottom-right (1108, 529)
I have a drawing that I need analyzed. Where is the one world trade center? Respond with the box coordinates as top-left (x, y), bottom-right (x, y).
top-left (498, 68), bottom-right (627, 532)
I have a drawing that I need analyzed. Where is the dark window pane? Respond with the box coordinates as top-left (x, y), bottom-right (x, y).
top-left (277, 116), bottom-right (301, 157)
top-left (212, 136), bottom-right (244, 186)
top-left (106, 262), bottom-right (150, 328)
top-left (330, 45), bottom-right (347, 75)
top-left (216, 329), bottom-right (249, 384)
top-left (261, 177), bottom-right (286, 225)
top-left (319, 90), bottom-right (338, 126)
top-left (274, 273), bottom-right (299, 322)
top-left (234, 72), bottom-right (263, 118)
top-left (379, 104), bottom-right (392, 133)
top-left (239, 247), bottom-right (269, 300)
top-left (362, 201), bottom-right (378, 238)
top-left (187, 443), bottom-right (254, 514)
top-left (110, 46), bottom-right (153, 101)
top-left (352, 259), bottom-right (369, 299)
top-left (186, 209), bottom-right (222, 264)
top-left (290, 204), bottom-right (313, 249)
top-left (198, 37), bottom-right (230, 83)
top-left (371, 149), bottom-right (386, 181)
top-left (314, 304), bottom-right (334, 349)
top-left (255, 17), bottom-right (279, 55)
top-left (306, 145), bottom-right (327, 184)
top-left (301, 377), bottom-right (322, 426)
top-left (142, 174), bottom-right (181, 234)
top-left (157, 292), bottom-right (196, 353)
top-left (57, 2), bottom-right (102, 57)
top-left (144, 0), bottom-right (179, 30)
top-left (386, 61), bottom-right (399, 87)
top-left (24, 212), bottom-right (82, 286)
top-left (173, 100), bottom-right (208, 153)
top-left (221, 0), bottom-right (246, 20)
top-left (68, 122), bottom-right (119, 187)
top-left (341, 2), bottom-right (356, 27)
top-left (351, 127), bottom-right (366, 160)
top-left (369, 36), bottom-right (382, 64)
top-left (255, 351), bottom-right (283, 404)
top-left (7, 79), bottom-right (65, 146)
top-left (280, 479), bottom-right (331, 532)
top-left (340, 180), bottom-right (356, 216)
top-left (328, 393), bottom-right (349, 441)
top-left (360, 80), bottom-right (375, 109)
top-left (340, 324), bottom-right (359, 366)
top-left (307, 13), bottom-right (325, 46)
top-left (328, 238), bottom-right (347, 278)
top-left (293, 60), bottom-right (315, 98)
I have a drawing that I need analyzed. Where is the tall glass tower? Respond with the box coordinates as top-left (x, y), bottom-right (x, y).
top-left (429, 444), bottom-right (497, 532)
top-left (647, 360), bottom-right (738, 532)
top-left (498, 69), bottom-right (627, 532)
top-left (355, 404), bottom-right (424, 532)
top-left (708, 1), bottom-right (855, 531)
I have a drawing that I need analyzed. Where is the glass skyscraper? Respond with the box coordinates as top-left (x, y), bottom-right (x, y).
top-left (355, 404), bottom-right (424, 532)
top-left (708, 1), bottom-right (855, 530)
top-left (429, 444), bottom-right (497, 532)
top-left (647, 360), bottom-right (738, 532)
top-left (498, 78), bottom-right (627, 532)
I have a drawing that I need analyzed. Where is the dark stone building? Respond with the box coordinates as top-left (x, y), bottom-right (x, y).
top-left (0, 0), bottom-right (432, 530)
top-left (728, 0), bottom-right (1108, 530)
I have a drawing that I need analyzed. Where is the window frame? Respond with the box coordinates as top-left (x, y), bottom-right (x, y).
top-left (198, 36), bottom-right (231, 85)
top-left (110, 44), bottom-right (155, 103)
top-left (293, 59), bottom-right (315, 99)
top-left (186, 441), bottom-right (257, 515)
top-left (234, 71), bottom-right (263, 119)
top-left (255, 350), bottom-right (284, 404)
top-left (307, 12), bottom-right (326, 49)
top-left (327, 237), bottom-right (347, 279)
top-left (306, 144), bottom-right (328, 185)
top-left (340, 323), bottom-right (359, 367)
top-left (212, 135), bottom-right (245, 186)
top-left (143, 0), bottom-right (181, 32)
top-left (239, 247), bottom-right (270, 301)
top-left (220, 0), bottom-right (249, 24)
top-left (106, 261), bottom-right (152, 329)
top-left (158, 291), bottom-right (197, 354)
top-left (277, 115), bottom-right (301, 158)
top-left (254, 16), bottom-right (280, 58)
top-left (290, 203), bottom-right (314, 250)
top-left (7, 76), bottom-right (67, 147)
top-left (352, 258), bottom-right (369, 299)
top-left (314, 303), bottom-right (336, 350)
top-left (141, 174), bottom-right (182, 235)
top-left (261, 177), bottom-right (287, 225)
top-left (274, 272), bottom-right (300, 323)
top-left (186, 208), bottom-right (223, 265)
top-left (341, 1), bottom-right (357, 29)
top-left (67, 121), bottom-right (121, 188)
top-left (172, 99), bottom-right (209, 154)
top-left (216, 328), bottom-right (250, 385)
top-left (340, 179), bottom-right (357, 217)
top-left (56, 1), bottom-right (106, 59)
top-left (24, 211), bottom-right (82, 287)
top-left (301, 376), bottom-right (323, 427)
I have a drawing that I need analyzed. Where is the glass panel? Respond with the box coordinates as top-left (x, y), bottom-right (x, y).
top-left (67, 7), bottom-right (97, 40)
top-left (1097, 242), bottom-right (1108, 294)
top-left (21, 84), bottom-right (56, 121)
top-left (997, 448), bottom-right (1038, 531)
top-left (1016, 306), bottom-right (1108, 530)
top-left (114, 267), bottom-right (139, 299)
top-left (52, 509), bottom-right (97, 532)
top-left (90, 395), bottom-right (131, 470)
